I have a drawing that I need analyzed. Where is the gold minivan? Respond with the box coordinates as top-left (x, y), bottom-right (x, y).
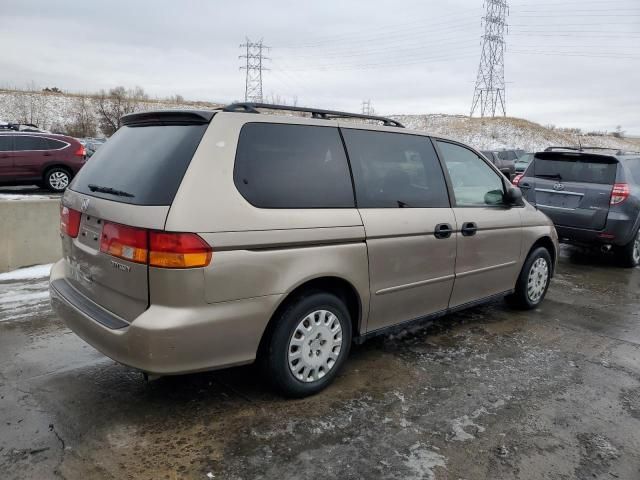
top-left (50, 104), bottom-right (558, 397)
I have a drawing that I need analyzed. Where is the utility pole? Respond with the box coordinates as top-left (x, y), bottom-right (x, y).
top-left (470, 0), bottom-right (509, 117)
top-left (240, 38), bottom-right (269, 103)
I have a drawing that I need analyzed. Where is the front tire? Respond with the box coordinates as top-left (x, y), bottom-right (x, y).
top-left (263, 292), bottom-right (352, 398)
top-left (44, 168), bottom-right (71, 192)
top-left (507, 247), bottom-right (552, 310)
top-left (617, 229), bottom-right (640, 268)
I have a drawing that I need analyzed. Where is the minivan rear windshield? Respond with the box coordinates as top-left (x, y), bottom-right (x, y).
top-left (533, 153), bottom-right (618, 185)
top-left (70, 124), bottom-right (207, 205)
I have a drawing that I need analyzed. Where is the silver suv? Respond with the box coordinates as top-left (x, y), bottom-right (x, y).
top-left (50, 103), bottom-right (558, 397)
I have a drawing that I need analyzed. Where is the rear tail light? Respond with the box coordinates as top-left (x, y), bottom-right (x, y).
top-left (60, 205), bottom-right (81, 238)
top-left (610, 183), bottom-right (630, 205)
top-left (99, 222), bottom-right (212, 269)
top-left (100, 222), bottom-right (148, 264)
top-left (149, 232), bottom-right (212, 268)
top-left (512, 174), bottom-right (523, 186)
top-left (74, 145), bottom-right (86, 157)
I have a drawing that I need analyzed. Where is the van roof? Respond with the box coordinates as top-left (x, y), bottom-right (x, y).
top-left (121, 103), bottom-right (405, 129)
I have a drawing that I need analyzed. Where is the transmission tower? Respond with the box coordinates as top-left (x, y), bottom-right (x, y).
top-left (240, 38), bottom-right (269, 103)
top-left (470, 0), bottom-right (509, 117)
top-left (361, 100), bottom-right (373, 115)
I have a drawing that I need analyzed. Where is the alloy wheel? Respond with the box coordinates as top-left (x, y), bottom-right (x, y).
top-left (49, 171), bottom-right (69, 191)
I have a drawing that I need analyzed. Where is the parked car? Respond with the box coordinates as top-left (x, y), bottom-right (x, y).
top-left (80, 138), bottom-right (106, 158)
top-left (515, 152), bottom-right (534, 173)
top-left (0, 132), bottom-right (86, 192)
top-left (50, 104), bottom-right (558, 397)
top-left (481, 150), bottom-right (516, 180)
top-left (514, 147), bottom-right (640, 267)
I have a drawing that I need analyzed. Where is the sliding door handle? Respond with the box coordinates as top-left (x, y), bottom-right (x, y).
top-left (434, 223), bottom-right (453, 239)
top-left (461, 222), bottom-right (478, 236)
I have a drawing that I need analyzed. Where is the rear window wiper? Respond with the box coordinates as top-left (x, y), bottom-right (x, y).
top-left (535, 173), bottom-right (562, 181)
top-left (88, 184), bottom-right (135, 198)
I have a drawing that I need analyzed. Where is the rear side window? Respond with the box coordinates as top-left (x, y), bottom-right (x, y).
top-left (71, 124), bottom-right (207, 205)
top-left (624, 158), bottom-right (640, 184)
top-left (0, 135), bottom-right (12, 151)
top-left (498, 151), bottom-right (517, 161)
top-left (533, 154), bottom-right (617, 184)
top-left (47, 138), bottom-right (68, 149)
top-left (14, 136), bottom-right (50, 151)
top-left (342, 129), bottom-right (449, 208)
top-left (234, 123), bottom-right (354, 208)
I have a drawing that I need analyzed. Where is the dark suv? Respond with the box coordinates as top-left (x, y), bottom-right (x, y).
top-left (515, 147), bottom-right (640, 266)
top-left (481, 150), bottom-right (516, 180)
top-left (0, 132), bottom-right (86, 192)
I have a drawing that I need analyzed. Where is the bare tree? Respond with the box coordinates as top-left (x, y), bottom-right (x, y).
top-left (10, 91), bottom-right (48, 127)
top-left (93, 86), bottom-right (148, 136)
top-left (612, 125), bottom-right (625, 139)
top-left (65, 95), bottom-right (97, 138)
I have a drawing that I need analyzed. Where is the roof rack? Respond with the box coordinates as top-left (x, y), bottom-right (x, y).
top-left (544, 146), bottom-right (620, 152)
top-left (0, 123), bottom-right (44, 132)
top-left (222, 102), bottom-right (405, 128)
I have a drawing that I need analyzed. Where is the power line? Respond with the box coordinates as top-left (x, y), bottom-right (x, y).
top-left (471, 0), bottom-right (509, 118)
top-left (239, 38), bottom-right (269, 103)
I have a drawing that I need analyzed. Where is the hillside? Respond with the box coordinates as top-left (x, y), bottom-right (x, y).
top-left (393, 114), bottom-right (640, 153)
top-left (1, 89), bottom-right (638, 153)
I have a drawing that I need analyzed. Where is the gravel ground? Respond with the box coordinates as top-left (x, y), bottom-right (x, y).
top-left (1, 247), bottom-right (639, 479)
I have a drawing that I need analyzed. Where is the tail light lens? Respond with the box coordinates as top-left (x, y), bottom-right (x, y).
top-left (100, 222), bottom-right (212, 268)
top-left (150, 232), bottom-right (212, 268)
top-left (610, 183), bottom-right (630, 205)
top-left (60, 205), bottom-right (81, 238)
top-left (100, 223), bottom-right (148, 264)
top-left (74, 145), bottom-right (86, 157)
top-left (512, 174), bottom-right (523, 186)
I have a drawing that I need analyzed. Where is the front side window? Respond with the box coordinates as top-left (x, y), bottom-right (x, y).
top-left (234, 123), bottom-right (354, 208)
top-left (437, 141), bottom-right (505, 206)
top-left (0, 135), bottom-right (13, 152)
top-left (342, 129), bottom-right (449, 208)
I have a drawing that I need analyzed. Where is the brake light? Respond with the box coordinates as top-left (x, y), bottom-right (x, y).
top-left (99, 222), bottom-right (212, 268)
top-left (512, 174), bottom-right (523, 186)
top-left (74, 145), bottom-right (86, 157)
top-left (150, 232), bottom-right (212, 268)
top-left (610, 183), bottom-right (629, 205)
top-left (60, 205), bottom-right (81, 238)
top-left (100, 222), bottom-right (148, 264)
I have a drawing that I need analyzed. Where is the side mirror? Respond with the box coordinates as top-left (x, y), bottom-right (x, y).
top-left (504, 186), bottom-right (524, 206)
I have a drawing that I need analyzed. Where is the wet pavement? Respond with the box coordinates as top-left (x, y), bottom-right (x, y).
top-left (1, 248), bottom-right (639, 479)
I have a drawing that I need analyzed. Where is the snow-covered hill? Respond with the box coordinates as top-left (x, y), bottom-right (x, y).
top-left (1, 89), bottom-right (638, 153)
top-left (392, 114), bottom-right (640, 153)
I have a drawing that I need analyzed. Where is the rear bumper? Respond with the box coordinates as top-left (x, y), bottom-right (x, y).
top-left (49, 260), bottom-right (281, 375)
top-left (555, 211), bottom-right (636, 247)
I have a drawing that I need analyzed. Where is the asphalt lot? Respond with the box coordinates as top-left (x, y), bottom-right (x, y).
top-left (1, 247), bottom-right (639, 480)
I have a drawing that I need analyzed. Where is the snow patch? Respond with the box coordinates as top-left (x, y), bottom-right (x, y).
top-left (0, 264), bottom-right (53, 281)
top-left (402, 443), bottom-right (446, 480)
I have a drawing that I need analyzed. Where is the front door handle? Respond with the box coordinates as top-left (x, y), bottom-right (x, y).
top-left (434, 223), bottom-right (453, 239)
top-left (461, 222), bottom-right (478, 236)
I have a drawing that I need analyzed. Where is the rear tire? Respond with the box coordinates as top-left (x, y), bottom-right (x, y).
top-left (262, 292), bottom-right (352, 398)
top-left (44, 167), bottom-right (71, 192)
top-left (617, 228), bottom-right (640, 268)
top-left (507, 247), bottom-right (552, 310)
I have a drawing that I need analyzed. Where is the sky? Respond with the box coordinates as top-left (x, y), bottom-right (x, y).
top-left (1, 0), bottom-right (639, 134)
